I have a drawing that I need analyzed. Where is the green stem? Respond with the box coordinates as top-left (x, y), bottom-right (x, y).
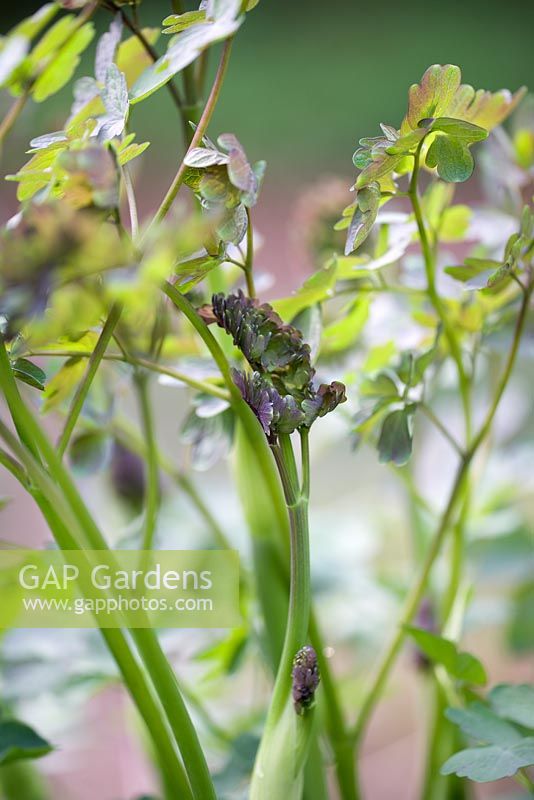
top-left (107, 0), bottom-right (185, 114)
top-left (419, 402), bottom-right (464, 458)
top-left (0, 446), bottom-right (28, 487)
top-left (352, 460), bottom-right (469, 744)
top-left (0, 92), bottom-right (29, 149)
top-left (146, 38), bottom-right (235, 235)
top-left (162, 287), bottom-right (356, 798)
top-left (57, 303), bottom-right (122, 458)
top-left (352, 281), bottom-right (532, 747)
top-left (134, 372), bottom-right (160, 551)
top-left (409, 144), bottom-right (471, 444)
top-left (309, 613), bottom-right (358, 800)
top-left (268, 434), bottom-right (311, 724)
top-left (0, 419), bottom-right (192, 800)
top-left (24, 349), bottom-right (230, 401)
top-left (468, 284), bottom-right (532, 455)
top-left (244, 207), bottom-right (256, 297)
top-left (516, 769), bottom-right (534, 793)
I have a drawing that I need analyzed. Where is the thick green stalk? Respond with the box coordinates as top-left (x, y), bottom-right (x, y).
top-left (309, 615), bottom-right (358, 800)
top-left (0, 341), bottom-right (215, 800)
top-left (0, 420), bottom-right (192, 800)
top-left (162, 282), bottom-right (289, 538)
top-left (57, 303), bottom-right (122, 458)
top-left (163, 288), bottom-right (356, 798)
top-left (250, 434), bottom-right (313, 799)
top-left (268, 434), bottom-right (311, 724)
top-left (133, 372), bottom-right (160, 551)
top-left (0, 761), bottom-right (48, 800)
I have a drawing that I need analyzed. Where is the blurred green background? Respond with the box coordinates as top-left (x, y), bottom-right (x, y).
top-left (2, 0), bottom-right (534, 177)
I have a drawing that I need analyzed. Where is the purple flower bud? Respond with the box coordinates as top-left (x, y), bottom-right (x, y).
top-left (292, 645), bottom-right (320, 715)
top-left (110, 441), bottom-right (145, 513)
top-left (413, 597), bottom-right (437, 671)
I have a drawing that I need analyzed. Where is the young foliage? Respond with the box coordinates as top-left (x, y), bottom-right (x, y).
top-left (442, 685), bottom-right (534, 782)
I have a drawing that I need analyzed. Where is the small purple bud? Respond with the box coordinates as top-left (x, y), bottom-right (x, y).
top-left (110, 441), bottom-right (145, 513)
top-left (292, 645), bottom-right (320, 715)
top-left (413, 597), bottom-right (437, 671)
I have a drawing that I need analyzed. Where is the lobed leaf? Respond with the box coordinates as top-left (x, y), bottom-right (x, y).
top-left (441, 739), bottom-right (534, 783)
top-left (445, 705), bottom-right (522, 747)
top-left (404, 627), bottom-right (487, 685)
top-left (378, 407), bottom-right (414, 466)
top-left (426, 136), bottom-right (474, 183)
top-left (489, 684), bottom-right (534, 729)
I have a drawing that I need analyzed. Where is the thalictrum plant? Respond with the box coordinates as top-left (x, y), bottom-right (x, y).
top-left (0, 2), bottom-right (533, 799)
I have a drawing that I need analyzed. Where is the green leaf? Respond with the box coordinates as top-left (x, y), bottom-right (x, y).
top-left (0, 720), bottom-right (53, 766)
top-left (360, 371), bottom-right (399, 398)
top-left (362, 341), bottom-right (396, 373)
top-left (321, 298), bottom-right (370, 355)
top-left (42, 357), bottom-right (86, 413)
top-left (174, 255), bottom-right (222, 293)
top-left (184, 147), bottom-right (229, 168)
top-left (162, 10), bottom-right (207, 34)
top-left (489, 684), bottom-right (534, 729)
top-left (445, 705), bottom-right (522, 747)
top-left (440, 205), bottom-right (471, 242)
top-left (271, 260), bottom-right (337, 319)
top-left (441, 739), bottom-right (534, 783)
top-left (12, 4), bottom-right (59, 41)
top-left (116, 28), bottom-right (160, 87)
top-left (181, 406), bottom-right (234, 471)
top-left (114, 138), bottom-right (150, 166)
top-left (401, 64), bottom-right (525, 135)
top-left (0, 36), bottom-right (29, 89)
top-left (12, 358), bottom-right (46, 391)
top-left (403, 65), bottom-right (462, 132)
top-left (429, 117), bottom-right (488, 143)
top-left (130, 1), bottom-right (243, 104)
top-left (99, 63), bottom-right (129, 139)
top-left (404, 627), bottom-right (487, 685)
top-left (217, 203), bottom-right (248, 245)
top-left (426, 136), bottom-right (474, 183)
top-left (344, 182), bottom-right (381, 253)
top-left (445, 258), bottom-right (501, 287)
top-left (378, 407), bottom-right (414, 466)
top-left (32, 22), bottom-right (95, 102)
top-left (95, 14), bottom-right (122, 84)
top-left (69, 432), bottom-right (111, 476)
top-left (30, 16), bottom-right (77, 64)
